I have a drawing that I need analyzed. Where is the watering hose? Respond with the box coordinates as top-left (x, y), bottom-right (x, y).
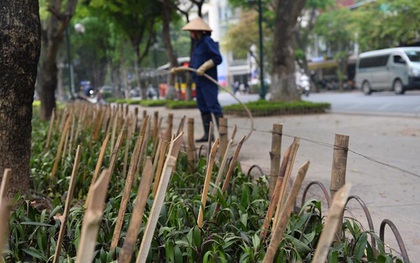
top-left (169, 66), bottom-right (254, 142)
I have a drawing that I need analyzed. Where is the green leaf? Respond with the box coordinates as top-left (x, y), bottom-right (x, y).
top-left (354, 232), bottom-right (368, 260)
top-left (21, 221), bottom-right (53, 227)
top-left (285, 235), bottom-right (311, 254)
top-left (166, 241), bottom-right (174, 262)
top-left (330, 251), bottom-right (339, 263)
top-left (175, 240), bottom-right (189, 247)
top-left (22, 247), bottom-right (47, 261)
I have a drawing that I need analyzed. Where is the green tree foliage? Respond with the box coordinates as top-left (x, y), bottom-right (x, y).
top-left (296, 0), bottom-right (335, 72)
top-left (223, 10), bottom-right (271, 60)
top-left (354, 0), bottom-right (420, 51)
top-left (314, 7), bottom-right (357, 89)
top-left (89, 0), bottom-right (162, 98)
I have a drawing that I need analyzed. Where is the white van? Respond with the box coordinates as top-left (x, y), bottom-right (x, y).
top-left (355, 47), bottom-right (420, 95)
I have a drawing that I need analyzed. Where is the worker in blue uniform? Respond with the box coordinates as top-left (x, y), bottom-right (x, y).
top-left (171, 17), bottom-right (223, 142)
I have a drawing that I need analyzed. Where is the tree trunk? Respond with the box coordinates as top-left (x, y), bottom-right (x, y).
top-left (270, 0), bottom-right (306, 102)
top-left (162, 0), bottom-right (178, 100)
top-left (0, 0), bottom-right (41, 196)
top-left (37, 0), bottom-right (78, 121)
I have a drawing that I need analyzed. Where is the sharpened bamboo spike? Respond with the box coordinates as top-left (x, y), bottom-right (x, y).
top-left (51, 115), bottom-right (71, 178)
top-left (263, 161), bottom-right (310, 263)
top-left (197, 139), bottom-right (219, 228)
top-left (260, 145), bottom-right (291, 241)
top-left (312, 184), bottom-right (352, 263)
top-left (53, 145), bottom-right (82, 263)
top-left (221, 135), bottom-right (246, 192)
top-left (85, 133), bottom-right (110, 208)
top-left (119, 157), bottom-right (155, 263)
top-left (76, 170), bottom-right (111, 263)
top-left (136, 133), bottom-right (183, 263)
top-left (110, 119), bottom-right (147, 250)
top-left (273, 138), bottom-right (300, 229)
top-left (212, 139), bottom-right (234, 196)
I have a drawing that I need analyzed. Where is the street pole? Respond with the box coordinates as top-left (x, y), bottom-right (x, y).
top-left (258, 0), bottom-right (265, 100)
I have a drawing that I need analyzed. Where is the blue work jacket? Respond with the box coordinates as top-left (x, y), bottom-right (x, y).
top-left (190, 34), bottom-right (222, 87)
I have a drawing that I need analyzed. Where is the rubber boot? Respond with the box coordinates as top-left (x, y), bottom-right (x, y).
top-left (195, 113), bottom-right (212, 143)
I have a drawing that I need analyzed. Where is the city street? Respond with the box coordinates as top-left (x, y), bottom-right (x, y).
top-left (218, 89), bottom-right (420, 117)
top-left (304, 90), bottom-right (420, 116)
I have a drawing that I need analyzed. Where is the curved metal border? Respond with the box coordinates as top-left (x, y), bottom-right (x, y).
top-left (246, 164), bottom-right (265, 178)
top-left (379, 219), bottom-right (410, 263)
top-left (197, 144), bottom-right (207, 158)
top-left (345, 195), bottom-right (376, 251)
top-left (301, 181), bottom-right (331, 208)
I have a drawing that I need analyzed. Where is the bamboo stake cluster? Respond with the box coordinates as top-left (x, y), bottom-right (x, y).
top-left (0, 101), bottom-right (359, 262)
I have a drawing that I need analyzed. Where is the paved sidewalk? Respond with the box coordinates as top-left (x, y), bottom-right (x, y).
top-left (135, 104), bottom-right (420, 260)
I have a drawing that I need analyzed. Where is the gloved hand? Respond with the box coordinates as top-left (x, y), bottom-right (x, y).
top-left (170, 67), bottom-right (186, 74)
top-left (196, 59), bottom-right (215, 76)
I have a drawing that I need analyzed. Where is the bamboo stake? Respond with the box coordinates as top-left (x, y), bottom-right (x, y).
top-left (85, 133), bottom-right (111, 208)
top-left (105, 106), bottom-right (112, 132)
top-left (197, 139), bottom-right (219, 228)
top-left (0, 169), bottom-right (12, 253)
top-left (118, 157), bottom-right (155, 263)
top-left (152, 139), bottom-right (170, 197)
top-left (58, 107), bottom-right (68, 132)
top-left (68, 113), bottom-right (76, 158)
top-left (330, 134), bottom-right (349, 242)
top-left (122, 114), bottom-right (135, 178)
top-left (152, 138), bottom-right (162, 171)
top-left (218, 117), bottom-right (228, 161)
top-left (75, 170), bottom-right (111, 263)
top-left (206, 122), bottom-right (214, 163)
top-left (176, 115), bottom-right (186, 136)
top-left (62, 114), bottom-right (71, 162)
top-left (151, 112), bottom-right (159, 157)
top-left (152, 118), bottom-right (163, 161)
top-left (164, 113), bottom-right (173, 141)
top-left (221, 135), bottom-right (246, 192)
top-left (136, 133), bottom-right (183, 263)
top-left (44, 110), bottom-right (55, 152)
top-left (263, 161), bottom-right (310, 263)
top-left (107, 121), bottom-right (127, 182)
top-left (110, 109), bottom-right (119, 153)
top-left (103, 107), bottom-right (114, 137)
top-left (272, 138), bottom-right (300, 229)
top-left (73, 106), bottom-right (85, 148)
top-left (134, 107), bottom-right (139, 128)
top-left (137, 117), bottom-right (151, 174)
top-left (85, 105), bottom-right (94, 129)
top-left (230, 125), bottom-right (237, 141)
top-left (93, 106), bottom-right (106, 141)
top-left (187, 118), bottom-right (195, 170)
top-left (51, 115), bottom-right (71, 178)
top-left (269, 124), bottom-right (283, 197)
top-left (53, 145), bottom-right (82, 263)
top-left (312, 184), bottom-right (352, 263)
top-left (211, 139), bottom-right (233, 196)
top-left (110, 120), bottom-right (147, 250)
top-left (212, 136), bottom-right (246, 218)
top-left (260, 146), bottom-right (291, 241)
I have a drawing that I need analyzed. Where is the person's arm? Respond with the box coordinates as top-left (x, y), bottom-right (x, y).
top-left (196, 36), bottom-right (222, 76)
top-left (196, 59), bottom-right (214, 76)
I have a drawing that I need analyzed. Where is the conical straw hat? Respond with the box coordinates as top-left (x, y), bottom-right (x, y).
top-left (182, 17), bottom-right (212, 32)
